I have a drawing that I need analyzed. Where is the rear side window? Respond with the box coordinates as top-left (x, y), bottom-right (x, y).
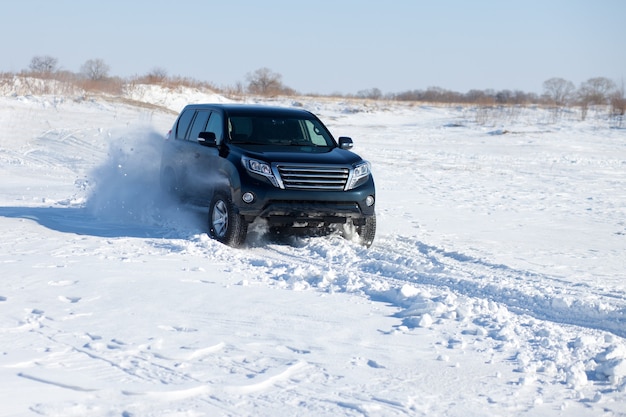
top-left (175, 109), bottom-right (195, 140)
top-left (187, 110), bottom-right (211, 142)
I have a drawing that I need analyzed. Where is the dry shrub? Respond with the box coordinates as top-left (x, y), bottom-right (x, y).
top-left (77, 77), bottom-right (124, 95)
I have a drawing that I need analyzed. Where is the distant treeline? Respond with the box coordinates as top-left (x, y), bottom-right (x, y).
top-left (356, 78), bottom-right (624, 118)
top-left (2, 55), bottom-right (625, 120)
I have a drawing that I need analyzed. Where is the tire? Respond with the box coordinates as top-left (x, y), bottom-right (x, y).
top-left (356, 214), bottom-right (376, 248)
top-left (208, 193), bottom-right (248, 247)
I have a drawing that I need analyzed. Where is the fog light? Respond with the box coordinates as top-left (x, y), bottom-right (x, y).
top-left (365, 195), bottom-right (375, 207)
top-left (242, 192), bottom-right (255, 204)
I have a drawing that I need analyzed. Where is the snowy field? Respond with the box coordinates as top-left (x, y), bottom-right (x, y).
top-left (0, 80), bottom-right (625, 416)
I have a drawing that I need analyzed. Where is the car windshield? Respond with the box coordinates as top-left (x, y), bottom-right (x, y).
top-left (228, 116), bottom-right (334, 147)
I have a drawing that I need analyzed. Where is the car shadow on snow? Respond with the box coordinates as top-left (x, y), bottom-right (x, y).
top-left (0, 205), bottom-right (188, 239)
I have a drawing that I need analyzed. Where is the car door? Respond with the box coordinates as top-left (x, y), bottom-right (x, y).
top-left (162, 108), bottom-right (195, 197)
top-left (186, 110), bottom-right (225, 204)
top-left (177, 109), bottom-right (210, 198)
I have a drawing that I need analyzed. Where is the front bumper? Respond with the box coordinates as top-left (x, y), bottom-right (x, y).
top-left (234, 176), bottom-right (376, 224)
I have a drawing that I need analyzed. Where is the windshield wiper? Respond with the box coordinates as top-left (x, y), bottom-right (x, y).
top-left (231, 141), bottom-right (264, 145)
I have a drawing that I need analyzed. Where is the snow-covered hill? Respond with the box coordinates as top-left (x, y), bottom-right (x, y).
top-left (1, 80), bottom-right (625, 416)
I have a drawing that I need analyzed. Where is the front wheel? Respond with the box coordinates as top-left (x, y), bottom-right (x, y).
top-left (208, 193), bottom-right (248, 247)
top-left (356, 215), bottom-right (376, 248)
top-left (343, 215), bottom-right (376, 248)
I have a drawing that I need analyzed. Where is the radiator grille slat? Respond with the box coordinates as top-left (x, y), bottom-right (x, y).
top-left (277, 165), bottom-right (349, 190)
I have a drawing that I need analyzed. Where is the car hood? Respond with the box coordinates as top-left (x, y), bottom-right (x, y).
top-left (239, 146), bottom-right (364, 166)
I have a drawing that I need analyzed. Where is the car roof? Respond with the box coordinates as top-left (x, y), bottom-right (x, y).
top-left (182, 103), bottom-right (315, 118)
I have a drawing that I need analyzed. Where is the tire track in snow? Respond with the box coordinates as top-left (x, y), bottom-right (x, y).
top-left (244, 234), bottom-right (626, 338)
top-left (23, 128), bottom-right (107, 170)
top-left (369, 235), bottom-right (626, 338)
top-left (18, 304), bottom-right (313, 408)
top-left (233, 233), bottom-right (626, 393)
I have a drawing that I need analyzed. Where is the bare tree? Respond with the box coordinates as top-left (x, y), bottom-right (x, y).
top-left (356, 88), bottom-right (382, 100)
top-left (610, 80), bottom-right (625, 126)
top-left (578, 77), bottom-right (617, 120)
top-left (81, 58), bottom-right (110, 81)
top-left (578, 77), bottom-right (616, 105)
top-left (495, 90), bottom-right (513, 104)
top-left (146, 67), bottom-right (168, 83)
top-left (542, 77), bottom-right (575, 106)
top-left (246, 67), bottom-right (284, 95)
top-left (29, 55), bottom-right (58, 73)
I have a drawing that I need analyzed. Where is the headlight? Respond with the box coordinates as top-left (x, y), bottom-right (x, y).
top-left (242, 157), bottom-right (280, 187)
top-left (346, 161), bottom-right (371, 190)
top-left (247, 159), bottom-right (272, 176)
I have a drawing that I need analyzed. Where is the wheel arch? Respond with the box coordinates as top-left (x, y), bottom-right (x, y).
top-left (160, 165), bottom-right (180, 195)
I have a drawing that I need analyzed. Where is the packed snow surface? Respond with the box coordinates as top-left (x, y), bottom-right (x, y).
top-left (0, 82), bottom-right (625, 416)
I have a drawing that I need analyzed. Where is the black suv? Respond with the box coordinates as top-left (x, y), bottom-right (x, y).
top-left (160, 104), bottom-right (376, 247)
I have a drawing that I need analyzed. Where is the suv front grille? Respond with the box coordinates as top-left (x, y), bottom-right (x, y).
top-left (276, 165), bottom-right (349, 190)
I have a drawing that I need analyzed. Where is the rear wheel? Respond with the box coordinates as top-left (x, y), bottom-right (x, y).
top-left (160, 168), bottom-right (178, 195)
top-left (208, 193), bottom-right (248, 247)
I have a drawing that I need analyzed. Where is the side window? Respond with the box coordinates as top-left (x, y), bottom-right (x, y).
top-left (187, 110), bottom-right (211, 142)
top-left (206, 112), bottom-right (224, 144)
top-left (175, 109), bottom-right (195, 140)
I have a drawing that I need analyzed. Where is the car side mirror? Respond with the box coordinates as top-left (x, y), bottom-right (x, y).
top-left (338, 137), bottom-right (353, 150)
top-left (198, 131), bottom-right (217, 147)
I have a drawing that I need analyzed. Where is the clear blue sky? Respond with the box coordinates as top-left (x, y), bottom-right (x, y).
top-left (2, 0), bottom-right (624, 95)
